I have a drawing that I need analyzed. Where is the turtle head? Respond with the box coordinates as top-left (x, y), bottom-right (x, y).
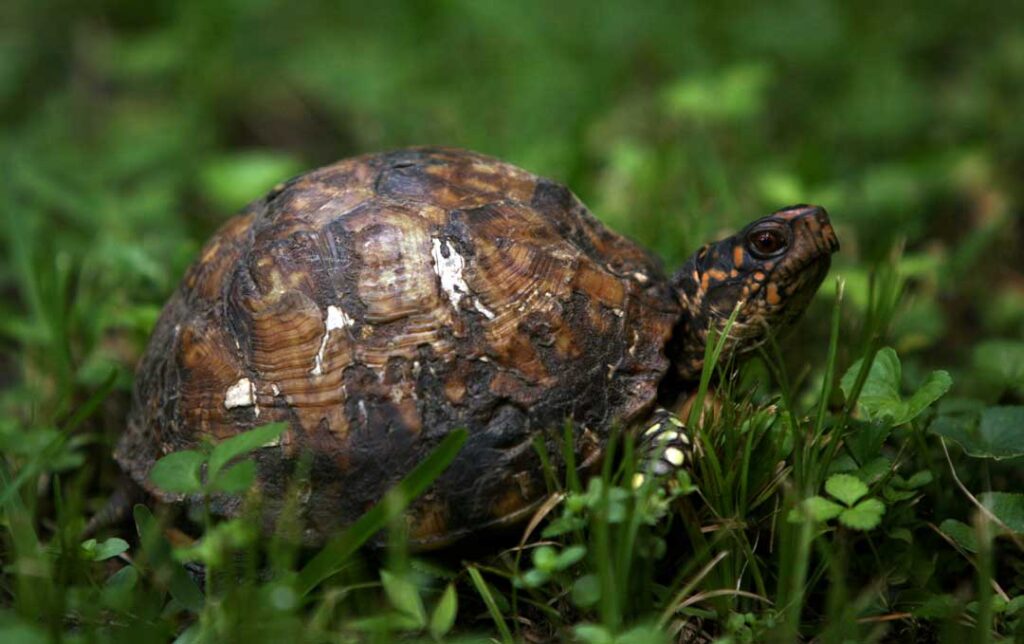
top-left (669, 205), bottom-right (839, 381)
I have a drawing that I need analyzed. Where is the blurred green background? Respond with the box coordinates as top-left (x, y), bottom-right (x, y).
top-left (3, 0), bottom-right (1023, 440)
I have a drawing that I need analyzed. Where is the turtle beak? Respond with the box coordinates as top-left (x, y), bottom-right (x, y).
top-left (781, 204), bottom-right (839, 256)
top-left (812, 208), bottom-right (840, 254)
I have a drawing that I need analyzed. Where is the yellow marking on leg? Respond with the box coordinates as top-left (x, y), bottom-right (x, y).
top-left (664, 447), bottom-right (686, 467)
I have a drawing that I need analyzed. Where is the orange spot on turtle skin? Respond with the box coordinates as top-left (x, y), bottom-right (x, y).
top-left (753, 271), bottom-right (766, 282)
top-left (700, 273), bottom-right (710, 293)
top-left (729, 269), bottom-right (738, 278)
top-left (732, 245), bottom-right (744, 267)
top-left (766, 282), bottom-right (781, 306)
top-left (706, 269), bottom-right (728, 283)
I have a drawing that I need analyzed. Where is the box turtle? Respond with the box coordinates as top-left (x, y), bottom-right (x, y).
top-left (114, 147), bottom-right (838, 547)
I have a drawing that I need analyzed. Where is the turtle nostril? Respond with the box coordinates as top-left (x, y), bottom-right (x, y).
top-left (821, 223), bottom-right (840, 253)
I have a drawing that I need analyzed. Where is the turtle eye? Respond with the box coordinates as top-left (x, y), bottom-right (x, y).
top-left (746, 227), bottom-right (788, 258)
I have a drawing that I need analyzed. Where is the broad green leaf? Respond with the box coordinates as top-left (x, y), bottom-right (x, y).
top-left (519, 569), bottom-right (550, 588)
top-left (102, 565), bottom-right (140, 611)
top-left (571, 574), bottom-right (601, 608)
top-left (840, 347), bottom-right (950, 425)
top-left (844, 420), bottom-right (891, 467)
top-left (904, 370), bottom-right (953, 423)
top-left (148, 450), bottom-right (204, 494)
top-left (931, 406), bottom-right (1024, 460)
top-left (296, 429), bottom-right (467, 596)
top-left (81, 537), bottom-right (129, 561)
top-left (979, 492), bottom-right (1024, 533)
top-left (381, 570), bottom-right (426, 628)
top-left (554, 544), bottom-right (587, 570)
top-left (105, 564), bottom-right (139, 591)
top-left (208, 460), bottom-right (257, 494)
top-left (825, 473), bottom-right (868, 506)
top-left (429, 583), bottom-right (458, 640)
top-left (839, 498), bottom-right (886, 530)
top-left (572, 624), bottom-right (615, 644)
top-left (533, 545), bottom-right (558, 572)
top-left (938, 519), bottom-right (978, 553)
top-left (904, 470), bottom-right (934, 488)
top-left (841, 348), bottom-right (901, 416)
top-left (804, 496), bottom-right (844, 521)
top-left (208, 422), bottom-right (287, 482)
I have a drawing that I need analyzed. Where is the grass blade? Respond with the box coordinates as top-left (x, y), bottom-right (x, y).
top-left (467, 565), bottom-right (514, 644)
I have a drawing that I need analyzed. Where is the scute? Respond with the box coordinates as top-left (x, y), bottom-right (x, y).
top-left (118, 147), bottom-right (681, 546)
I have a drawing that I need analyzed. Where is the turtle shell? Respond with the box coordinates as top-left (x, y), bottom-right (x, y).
top-left (116, 147), bottom-right (681, 546)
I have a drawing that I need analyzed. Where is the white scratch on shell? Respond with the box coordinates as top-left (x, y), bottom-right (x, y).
top-left (224, 378), bottom-right (255, 409)
top-left (431, 238), bottom-right (469, 308)
top-left (431, 237), bottom-right (495, 319)
top-left (311, 305), bottom-right (353, 376)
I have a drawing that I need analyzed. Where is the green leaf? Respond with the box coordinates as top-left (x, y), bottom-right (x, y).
top-left (105, 564), bottom-right (139, 591)
top-left (519, 569), bottom-right (550, 588)
top-left (904, 470), bottom-right (934, 488)
top-left (208, 460), bottom-right (258, 494)
top-left (844, 420), bottom-right (891, 467)
top-left (572, 624), bottom-right (615, 644)
top-left (207, 422), bottom-right (287, 482)
top-left (148, 450), bottom-right (204, 494)
top-left (839, 498), bottom-right (886, 530)
top-left (840, 347), bottom-right (951, 425)
top-left (979, 492), bottom-right (1024, 533)
top-left (938, 519), bottom-right (978, 553)
top-left (932, 406), bottom-right (1024, 460)
top-left (296, 429), bottom-right (467, 596)
top-left (804, 496), bottom-right (844, 521)
top-left (825, 473), bottom-right (869, 506)
top-left (905, 370), bottom-right (953, 423)
top-left (533, 545), bottom-right (558, 572)
top-left (81, 537), bottom-right (129, 561)
top-left (554, 544), bottom-right (587, 570)
top-left (102, 565), bottom-right (140, 610)
top-left (429, 583), bottom-right (458, 640)
top-left (381, 570), bottom-right (426, 628)
top-left (571, 574), bottom-right (601, 608)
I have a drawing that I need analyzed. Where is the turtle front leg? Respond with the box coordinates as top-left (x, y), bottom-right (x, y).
top-left (632, 408), bottom-right (696, 488)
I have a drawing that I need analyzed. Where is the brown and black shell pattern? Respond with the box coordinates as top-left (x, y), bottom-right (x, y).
top-left (116, 147), bottom-right (681, 547)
